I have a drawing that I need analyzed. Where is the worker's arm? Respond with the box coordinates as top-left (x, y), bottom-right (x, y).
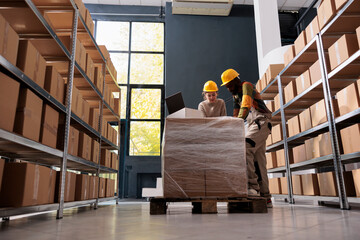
top-left (198, 102), bottom-right (207, 117)
top-left (238, 82), bottom-right (254, 119)
top-left (233, 108), bottom-right (239, 117)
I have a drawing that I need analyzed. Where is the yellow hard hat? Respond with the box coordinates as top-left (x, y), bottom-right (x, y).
top-left (203, 80), bottom-right (218, 92)
top-left (221, 69), bottom-right (239, 86)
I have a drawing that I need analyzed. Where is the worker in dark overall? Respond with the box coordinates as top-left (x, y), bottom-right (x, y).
top-left (221, 69), bottom-right (273, 207)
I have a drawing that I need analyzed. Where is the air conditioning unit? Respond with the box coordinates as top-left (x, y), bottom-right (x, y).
top-left (172, 0), bottom-right (234, 16)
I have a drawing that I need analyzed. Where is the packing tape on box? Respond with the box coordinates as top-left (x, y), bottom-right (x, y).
top-left (33, 165), bottom-right (40, 202)
top-left (335, 42), bottom-right (341, 65)
top-left (301, 75), bottom-right (305, 89)
top-left (43, 122), bottom-right (57, 137)
top-left (343, 88), bottom-right (348, 104)
top-left (66, 173), bottom-right (71, 200)
top-left (310, 22), bottom-right (314, 39)
top-left (84, 176), bottom-right (88, 199)
top-left (48, 170), bottom-right (53, 202)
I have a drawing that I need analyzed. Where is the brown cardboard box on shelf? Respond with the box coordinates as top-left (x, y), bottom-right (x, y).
top-left (99, 45), bottom-right (110, 61)
top-left (284, 45), bottom-right (295, 66)
top-left (74, 0), bottom-right (86, 20)
top-left (75, 174), bottom-right (89, 201)
top-left (17, 40), bottom-right (46, 88)
top-left (106, 178), bottom-right (115, 197)
top-left (310, 99), bottom-right (327, 127)
top-left (0, 72), bottom-right (20, 132)
top-left (272, 124), bottom-right (282, 143)
top-left (280, 177), bottom-right (288, 195)
top-left (284, 81), bottom-right (296, 104)
top-left (94, 66), bottom-right (104, 93)
top-left (91, 139), bottom-right (100, 164)
top-left (302, 174), bottom-right (320, 196)
top-left (107, 123), bottom-right (113, 144)
top-left (352, 168), bottom-right (360, 197)
top-left (0, 158), bottom-right (5, 193)
top-left (98, 177), bottom-right (106, 198)
top-left (335, 0), bottom-right (349, 11)
top-left (114, 98), bottom-right (120, 116)
top-left (287, 115), bottom-right (300, 137)
top-left (266, 134), bottom-right (272, 147)
top-left (269, 178), bottom-right (281, 194)
top-left (101, 149), bottom-right (111, 168)
top-left (90, 108), bottom-right (100, 131)
top-left (357, 27), bottom-right (360, 48)
top-left (276, 149), bottom-right (293, 167)
top-left (344, 171), bottom-right (356, 197)
top-left (78, 132), bottom-right (91, 161)
top-left (260, 73), bottom-right (267, 91)
top-left (328, 34), bottom-right (359, 71)
top-left (294, 31), bottom-right (307, 55)
top-left (0, 14), bottom-right (19, 65)
top-left (266, 64), bottom-right (284, 85)
top-left (0, 163), bottom-right (54, 207)
top-left (75, 39), bottom-right (86, 71)
top-left (309, 60), bottom-right (322, 85)
top-left (40, 104), bottom-right (59, 149)
top-left (357, 79), bottom-right (360, 97)
top-left (292, 175), bottom-right (303, 195)
top-left (293, 144), bottom-right (307, 163)
top-left (299, 108), bottom-right (312, 132)
top-left (44, 66), bottom-right (65, 104)
top-left (68, 126), bottom-right (79, 156)
top-left (318, 0), bottom-right (336, 29)
top-left (295, 70), bottom-right (311, 95)
top-left (317, 172), bottom-right (337, 196)
top-left (37, 167), bottom-right (56, 205)
top-left (85, 54), bottom-right (94, 83)
top-left (265, 101), bottom-right (275, 112)
top-left (88, 176), bottom-right (99, 199)
top-left (305, 137), bottom-right (320, 160)
top-left (318, 132), bottom-right (333, 157)
top-left (305, 16), bottom-right (320, 43)
top-left (55, 171), bottom-right (76, 202)
top-left (82, 99), bottom-right (90, 124)
top-left (336, 83), bottom-right (360, 116)
top-left (274, 93), bottom-right (280, 111)
top-left (69, 85), bottom-right (81, 116)
top-left (266, 152), bottom-right (277, 169)
top-left (102, 118), bottom-right (107, 138)
top-left (14, 88), bottom-right (43, 142)
top-left (340, 124), bottom-right (360, 154)
top-left (85, 9), bottom-right (94, 35)
top-left (256, 79), bottom-right (262, 93)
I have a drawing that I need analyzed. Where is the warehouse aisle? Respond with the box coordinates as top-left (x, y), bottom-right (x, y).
top-left (1, 201), bottom-right (360, 240)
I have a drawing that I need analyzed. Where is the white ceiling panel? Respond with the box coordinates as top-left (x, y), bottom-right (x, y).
top-left (141, 0), bottom-right (164, 6)
top-left (119, 0), bottom-right (141, 5)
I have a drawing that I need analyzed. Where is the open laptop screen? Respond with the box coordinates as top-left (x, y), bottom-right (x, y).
top-left (165, 92), bottom-right (185, 115)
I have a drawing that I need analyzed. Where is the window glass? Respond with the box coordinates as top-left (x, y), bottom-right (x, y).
top-left (96, 21), bottom-right (129, 51)
top-left (110, 53), bottom-right (128, 84)
top-left (130, 54), bottom-right (164, 84)
top-left (130, 89), bottom-right (161, 119)
top-left (131, 22), bottom-right (164, 52)
top-left (129, 121), bottom-right (160, 156)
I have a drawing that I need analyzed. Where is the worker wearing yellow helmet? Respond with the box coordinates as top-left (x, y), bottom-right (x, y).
top-left (221, 69), bottom-right (273, 207)
top-left (198, 80), bottom-right (227, 117)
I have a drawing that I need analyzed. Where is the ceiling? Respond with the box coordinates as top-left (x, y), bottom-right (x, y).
top-left (82, 0), bottom-right (318, 11)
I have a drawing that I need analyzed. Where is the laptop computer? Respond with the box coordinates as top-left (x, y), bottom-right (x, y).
top-left (165, 92), bottom-right (185, 115)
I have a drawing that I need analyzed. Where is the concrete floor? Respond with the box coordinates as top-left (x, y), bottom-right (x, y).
top-left (1, 200), bottom-right (360, 240)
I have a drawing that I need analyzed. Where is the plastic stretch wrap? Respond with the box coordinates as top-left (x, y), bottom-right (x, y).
top-left (162, 116), bottom-right (247, 198)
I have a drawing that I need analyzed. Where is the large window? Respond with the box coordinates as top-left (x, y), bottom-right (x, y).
top-left (96, 21), bottom-right (164, 156)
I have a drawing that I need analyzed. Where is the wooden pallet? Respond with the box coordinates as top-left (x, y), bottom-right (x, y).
top-left (149, 197), bottom-right (268, 215)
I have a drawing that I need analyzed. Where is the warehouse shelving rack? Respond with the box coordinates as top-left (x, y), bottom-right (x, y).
top-left (0, 0), bottom-right (121, 219)
top-left (261, 0), bottom-right (360, 210)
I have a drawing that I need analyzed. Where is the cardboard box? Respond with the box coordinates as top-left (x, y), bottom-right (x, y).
top-left (293, 144), bottom-right (307, 163)
top-left (301, 174), bottom-right (320, 195)
top-left (94, 66), bottom-right (104, 93)
top-left (318, 132), bottom-right (333, 157)
top-left (310, 99), bottom-right (327, 127)
top-left (0, 163), bottom-right (55, 207)
top-left (0, 14), bottom-right (19, 65)
top-left (78, 132), bottom-right (92, 161)
top-left (294, 31), bottom-right (307, 55)
top-left (163, 170), bottom-right (205, 198)
top-left (265, 101), bottom-right (275, 113)
top-left (295, 70), bottom-right (311, 95)
top-left (357, 27), bottom-right (360, 50)
top-left (14, 88), bottom-right (43, 142)
top-left (274, 93), bottom-right (280, 111)
top-left (68, 126), bottom-right (79, 156)
top-left (102, 118), bottom-right (107, 138)
top-left (75, 39), bottom-right (86, 71)
top-left (256, 79), bottom-right (262, 93)
top-left (358, 78), bottom-right (360, 101)
top-left (99, 45), bottom-right (110, 61)
top-left (89, 176), bottom-right (99, 199)
top-left (340, 124), bottom-right (360, 154)
top-left (305, 137), bottom-right (320, 160)
top-left (69, 85), bottom-right (80, 116)
top-left (74, 0), bottom-right (86, 20)
top-left (329, 34), bottom-right (359, 71)
top-left (85, 54), bottom-right (94, 83)
top-left (75, 174), bottom-right (89, 201)
top-left (85, 9), bottom-right (94, 35)
top-left (55, 171), bottom-right (76, 202)
top-left (336, 83), bottom-right (360, 116)
top-left (292, 175), bottom-right (303, 195)
top-left (288, 115), bottom-right (300, 137)
top-left (335, 0), bottom-right (348, 11)
top-left (90, 108), bottom-right (100, 131)
top-left (17, 40), bottom-right (46, 88)
top-left (344, 171), bottom-right (356, 197)
top-left (284, 81), bottom-right (296, 104)
top-left (91, 139), bottom-right (100, 164)
top-left (0, 158), bottom-right (5, 193)
top-left (44, 66), bottom-right (65, 104)
top-left (266, 152), bottom-right (277, 169)
top-left (0, 72), bottom-right (20, 132)
top-left (205, 170), bottom-right (246, 197)
top-left (280, 177), bottom-right (288, 194)
top-left (266, 134), bottom-right (272, 147)
top-left (352, 168), bottom-right (360, 197)
top-left (98, 177), bottom-right (106, 198)
top-left (114, 98), bottom-right (121, 116)
top-left (266, 64), bottom-right (284, 85)
top-left (299, 108), bottom-right (312, 132)
top-left (269, 178), bottom-right (281, 194)
top-left (318, 0), bottom-right (336, 29)
top-left (82, 99), bottom-right (90, 124)
top-left (276, 149), bottom-right (294, 167)
top-left (318, 172), bottom-right (337, 196)
top-left (309, 60), bottom-right (322, 85)
top-left (101, 149), bottom-right (111, 168)
top-left (305, 16), bottom-right (320, 43)
top-left (260, 73), bottom-right (267, 91)
top-left (272, 124), bottom-right (282, 143)
top-left (106, 178), bottom-right (115, 197)
top-left (40, 104), bottom-right (59, 149)
top-left (284, 45), bottom-right (295, 66)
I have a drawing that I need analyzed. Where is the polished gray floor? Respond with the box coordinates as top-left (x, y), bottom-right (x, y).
top-left (1, 200), bottom-right (360, 240)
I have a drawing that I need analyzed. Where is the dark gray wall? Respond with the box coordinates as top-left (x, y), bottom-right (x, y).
top-left (165, 3), bottom-right (258, 114)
